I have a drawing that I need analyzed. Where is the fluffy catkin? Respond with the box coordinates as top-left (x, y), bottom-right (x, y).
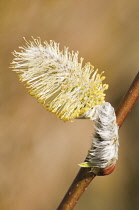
top-left (11, 38), bottom-right (119, 169)
top-left (80, 102), bottom-right (119, 168)
top-left (11, 37), bottom-right (108, 121)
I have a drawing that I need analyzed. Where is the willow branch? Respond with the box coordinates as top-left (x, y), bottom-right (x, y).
top-left (116, 72), bottom-right (139, 127)
top-left (57, 72), bottom-right (139, 210)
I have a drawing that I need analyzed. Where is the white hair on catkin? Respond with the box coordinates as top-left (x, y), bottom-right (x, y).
top-left (11, 37), bottom-right (108, 122)
top-left (85, 102), bottom-right (119, 168)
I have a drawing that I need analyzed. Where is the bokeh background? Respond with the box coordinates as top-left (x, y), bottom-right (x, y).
top-left (0, 0), bottom-right (139, 209)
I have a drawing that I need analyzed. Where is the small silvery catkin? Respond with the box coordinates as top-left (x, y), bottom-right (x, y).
top-left (79, 102), bottom-right (119, 169)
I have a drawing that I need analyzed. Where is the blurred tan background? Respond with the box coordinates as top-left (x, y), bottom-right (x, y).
top-left (0, 0), bottom-right (139, 209)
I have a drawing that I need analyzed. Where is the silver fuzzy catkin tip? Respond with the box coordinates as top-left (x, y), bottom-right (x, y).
top-left (79, 102), bottom-right (119, 169)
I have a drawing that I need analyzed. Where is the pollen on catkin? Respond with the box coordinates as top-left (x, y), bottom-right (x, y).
top-left (11, 37), bottom-right (108, 121)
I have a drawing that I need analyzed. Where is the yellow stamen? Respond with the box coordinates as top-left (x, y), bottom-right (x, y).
top-left (11, 37), bottom-right (108, 121)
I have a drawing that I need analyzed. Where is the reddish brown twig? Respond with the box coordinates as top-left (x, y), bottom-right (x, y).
top-left (116, 72), bottom-right (139, 127)
top-left (57, 72), bottom-right (139, 210)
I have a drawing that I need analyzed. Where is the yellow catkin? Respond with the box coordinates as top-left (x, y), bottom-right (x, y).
top-left (11, 37), bottom-right (108, 121)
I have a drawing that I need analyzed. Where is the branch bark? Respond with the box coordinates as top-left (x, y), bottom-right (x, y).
top-left (116, 72), bottom-right (139, 127)
top-left (57, 72), bottom-right (139, 210)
